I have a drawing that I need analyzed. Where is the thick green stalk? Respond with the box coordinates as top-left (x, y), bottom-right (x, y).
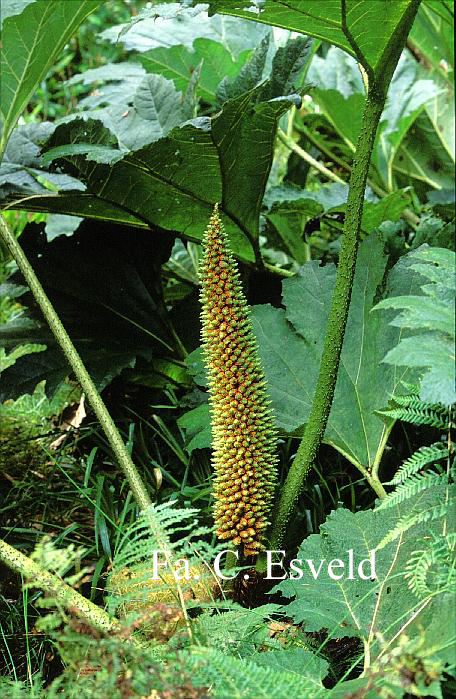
top-left (0, 215), bottom-right (197, 630)
top-left (0, 214), bottom-right (152, 513)
top-left (0, 215), bottom-right (178, 555)
top-left (0, 539), bottom-right (117, 633)
top-left (266, 0), bottom-right (422, 554)
top-left (267, 98), bottom-right (391, 553)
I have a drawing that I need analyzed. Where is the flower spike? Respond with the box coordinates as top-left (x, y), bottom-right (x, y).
top-left (199, 205), bottom-right (278, 556)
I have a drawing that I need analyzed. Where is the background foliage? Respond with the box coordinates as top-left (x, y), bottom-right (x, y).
top-left (0, 0), bottom-right (454, 697)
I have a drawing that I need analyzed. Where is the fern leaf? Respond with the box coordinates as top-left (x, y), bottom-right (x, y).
top-left (373, 246), bottom-right (456, 406)
top-left (378, 406), bottom-right (449, 429)
top-left (192, 604), bottom-right (281, 657)
top-left (107, 502), bottom-right (228, 618)
top-left (378, 472), bottom-right (448, 510)
top-left (399, 382), bottom-right (420, 395)
top-left (184, 646), bottom-right (324, 698)
top-left (377, 495), bottom-right (456, 549)
top-left (387, 393), bottom-right (448, 412)
top-left (388, 443), bottom-right (448, 484)
top-left (405, 533), bottom-right (456, 597)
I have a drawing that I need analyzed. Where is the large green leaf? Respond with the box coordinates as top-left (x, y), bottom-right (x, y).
top-left (0, 0), bottom-right (103, 156)
top-left (0, 121), bottom-right (85, 198)
top-left (217, 33), bottom-right (312, 105)
top-left (65, 62), bottom-right (150, 117)
top-left (408, 2), bottom-right (454, 163)
top-left (264, 181), bottom-right (351, 212)
top-left (216, 34), bottom-right (270, 103)
top-left (100, 5), bottom-right (269, 56)
top-left (211, 88), bottom-right (301, 240)
top-left (393, 112), bottom-right (455, 195)
top-left (275, 498), bottom-right (455, 660)
top-left (4, 87), bottom-right (299, 262)
top-left (177, 402), bottom-right (211, 454)
top-left (360, 190), bottom-right (411, 231)
top-left (306, 46), bottom-right (365, 150)
top-left (374, 246), bottom-right (456, 407)
top-left (258, 35), bottom-right (313, 102)
top-left (133, 74), bottom-right (184, 134)
top-left (0, 0), bottom-right (36, 24)
top-left (202, 0), bottom-right (415, 76)
top-left (378, 56), bottom-right (442, 187)
top-left (264, 185), bottom-right (410, 262)
top-left (138, 39), bottom-right (250, 103)
top-left (251, 233), bottom-right (421, 469)
top-left (41, 115), bottom-right (252, 253)
top-left (409, 0), bottom-right (454, 77)
top-left (2, 191), bottom-right (148, 231)
top-left (265, 198), bottom-right (323, 264)
top-left (424, 87), bottom-right (455, 166)
top-left (54, 71), bottom-right (186, 154)
top-left (138, 28), bottom-right (312, 106)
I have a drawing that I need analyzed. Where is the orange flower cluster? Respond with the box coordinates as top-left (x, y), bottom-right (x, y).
top-left (199, 205), bottom-right (278, 556)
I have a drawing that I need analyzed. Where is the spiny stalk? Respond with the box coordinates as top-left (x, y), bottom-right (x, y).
top-left (199, 205), bottom-right (278, 557)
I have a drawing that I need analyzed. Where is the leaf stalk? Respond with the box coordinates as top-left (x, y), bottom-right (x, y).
top-left (264, 0), bottom-right (422, 555)
top-left (0, 539), bottom-right (117, 633)
top-left (0, 215), bottom-right (197, 634)
top-left (0, 214), bottom-right (153, 512)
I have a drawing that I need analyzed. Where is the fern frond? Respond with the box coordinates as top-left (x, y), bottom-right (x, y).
top-left (389, 443), bottom-right (449, 484)
top-left (184, 646), bottom-right (324, 698)
top-left (113, 502), bottom-right (217, 563)
top-left (398, 382), bottom-right (420, 395)
top-left (405, 533), bottom-right (456, 597)
top-left (377, 494), bottom-right (456, 549)
top-left (378, 405), bottom-right (449, 429)
top-left (374, 247), bottom-right (456, 406)
top-left (390, 394), bottom-right (423, 408)
top-left (191, 603), bottom-right (281, 657)
top-left (388, 393), bottom-right (448, 412)
top-left (107, 502), bottom-right (227, 618)
top-left (377, 472), bottom-right (448, 510)
top-left (382, 392), bottom-right (450, 419)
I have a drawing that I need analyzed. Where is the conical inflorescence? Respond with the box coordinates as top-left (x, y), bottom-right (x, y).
top-left (199, 205), bottom-right (278, 556)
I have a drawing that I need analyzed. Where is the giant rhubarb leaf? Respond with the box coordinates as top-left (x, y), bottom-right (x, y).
top-left (275, 496), bottom-right (455, 663)
top-left (251, 233), bottom-right (422, 470)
